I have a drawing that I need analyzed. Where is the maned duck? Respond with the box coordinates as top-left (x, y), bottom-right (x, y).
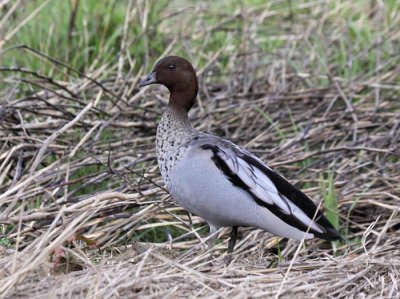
top-left (139, 56), bottom-right (342, 253)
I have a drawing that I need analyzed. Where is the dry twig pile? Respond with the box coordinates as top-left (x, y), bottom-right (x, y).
top-left (0, 1), bottom-right (399, 298)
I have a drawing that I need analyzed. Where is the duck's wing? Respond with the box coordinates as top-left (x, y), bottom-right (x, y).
top-left (200, 142), bottom-right (342, 241)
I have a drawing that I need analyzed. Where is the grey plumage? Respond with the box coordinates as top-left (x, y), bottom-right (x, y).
top-left (140, 56), bottom-right (342, 253)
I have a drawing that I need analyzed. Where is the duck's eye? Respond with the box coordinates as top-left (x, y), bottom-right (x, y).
top-left (168, 64), bottom-right (176, 70)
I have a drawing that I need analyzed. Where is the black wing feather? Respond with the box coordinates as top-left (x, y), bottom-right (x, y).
top-left (201, 144), bottom-right (342, 241)
top-left (240, 153), bottom-right (342, 241)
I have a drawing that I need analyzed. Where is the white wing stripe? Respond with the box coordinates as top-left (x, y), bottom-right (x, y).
top-left (252, 166), bottom-right (281, 194)
top-left (237, 160), bottom-right (256, 189)
top-left (217, 148), bottom-right (323, 232)
top-left (220, 151), bottom-right (239, 173)
top-left (284, 196), bottom-right (323, 233)
top-left (252, 184), bottom-right (274, 205)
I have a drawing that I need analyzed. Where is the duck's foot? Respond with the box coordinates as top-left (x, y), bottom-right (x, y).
top-left (227, 226), bottom-right (238, 254)
top-left (224, 253), bottom-right (234, 265)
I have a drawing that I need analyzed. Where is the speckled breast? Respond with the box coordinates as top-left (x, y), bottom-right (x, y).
top-left (155, 110), bottom-right (195, 190)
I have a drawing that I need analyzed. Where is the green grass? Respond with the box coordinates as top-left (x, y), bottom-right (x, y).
top-left (0, 237), bottom-right (12, 247)
top-left (3, 0), bottom-right (168, 76)
top-left (276, 238), bottom-right (283, 262)
top-left (2, 0), bottom-right (398, 87)
top-left (128, 220), bottom-right (207, 244)
top-left (131, 226), bottom-right (172, 244)
top-left (321, 172), bottom-right (340, 231)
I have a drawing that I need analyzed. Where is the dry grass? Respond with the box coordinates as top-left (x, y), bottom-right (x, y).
top-left (1, 1), bottom-right (400, 298)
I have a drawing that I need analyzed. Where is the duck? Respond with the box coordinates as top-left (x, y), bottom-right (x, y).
top-left (139, 56), bottom-right (342, 253)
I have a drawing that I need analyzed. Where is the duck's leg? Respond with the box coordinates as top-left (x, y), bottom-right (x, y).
top-left (186, 211), bottom-right (193, 226)
top-left (228, 226), bottom-right (238, 253)
top-left (207, 224), bottom-right (218, 250)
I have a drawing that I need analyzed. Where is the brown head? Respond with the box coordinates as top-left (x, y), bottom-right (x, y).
top-left (139, 56), bottom-right (198, 113)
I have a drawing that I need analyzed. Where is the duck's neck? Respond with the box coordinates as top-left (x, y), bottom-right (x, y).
top-left (156, 81), bottom-right (198, 156)
top-left (156, 104), bottom-right (196, 173)
top-left (157, 103), bottom-right (194, 147)
top-left (161, 104), bottom-right (194, 133)
top-left (168, 76), bottom-right (198, 112)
